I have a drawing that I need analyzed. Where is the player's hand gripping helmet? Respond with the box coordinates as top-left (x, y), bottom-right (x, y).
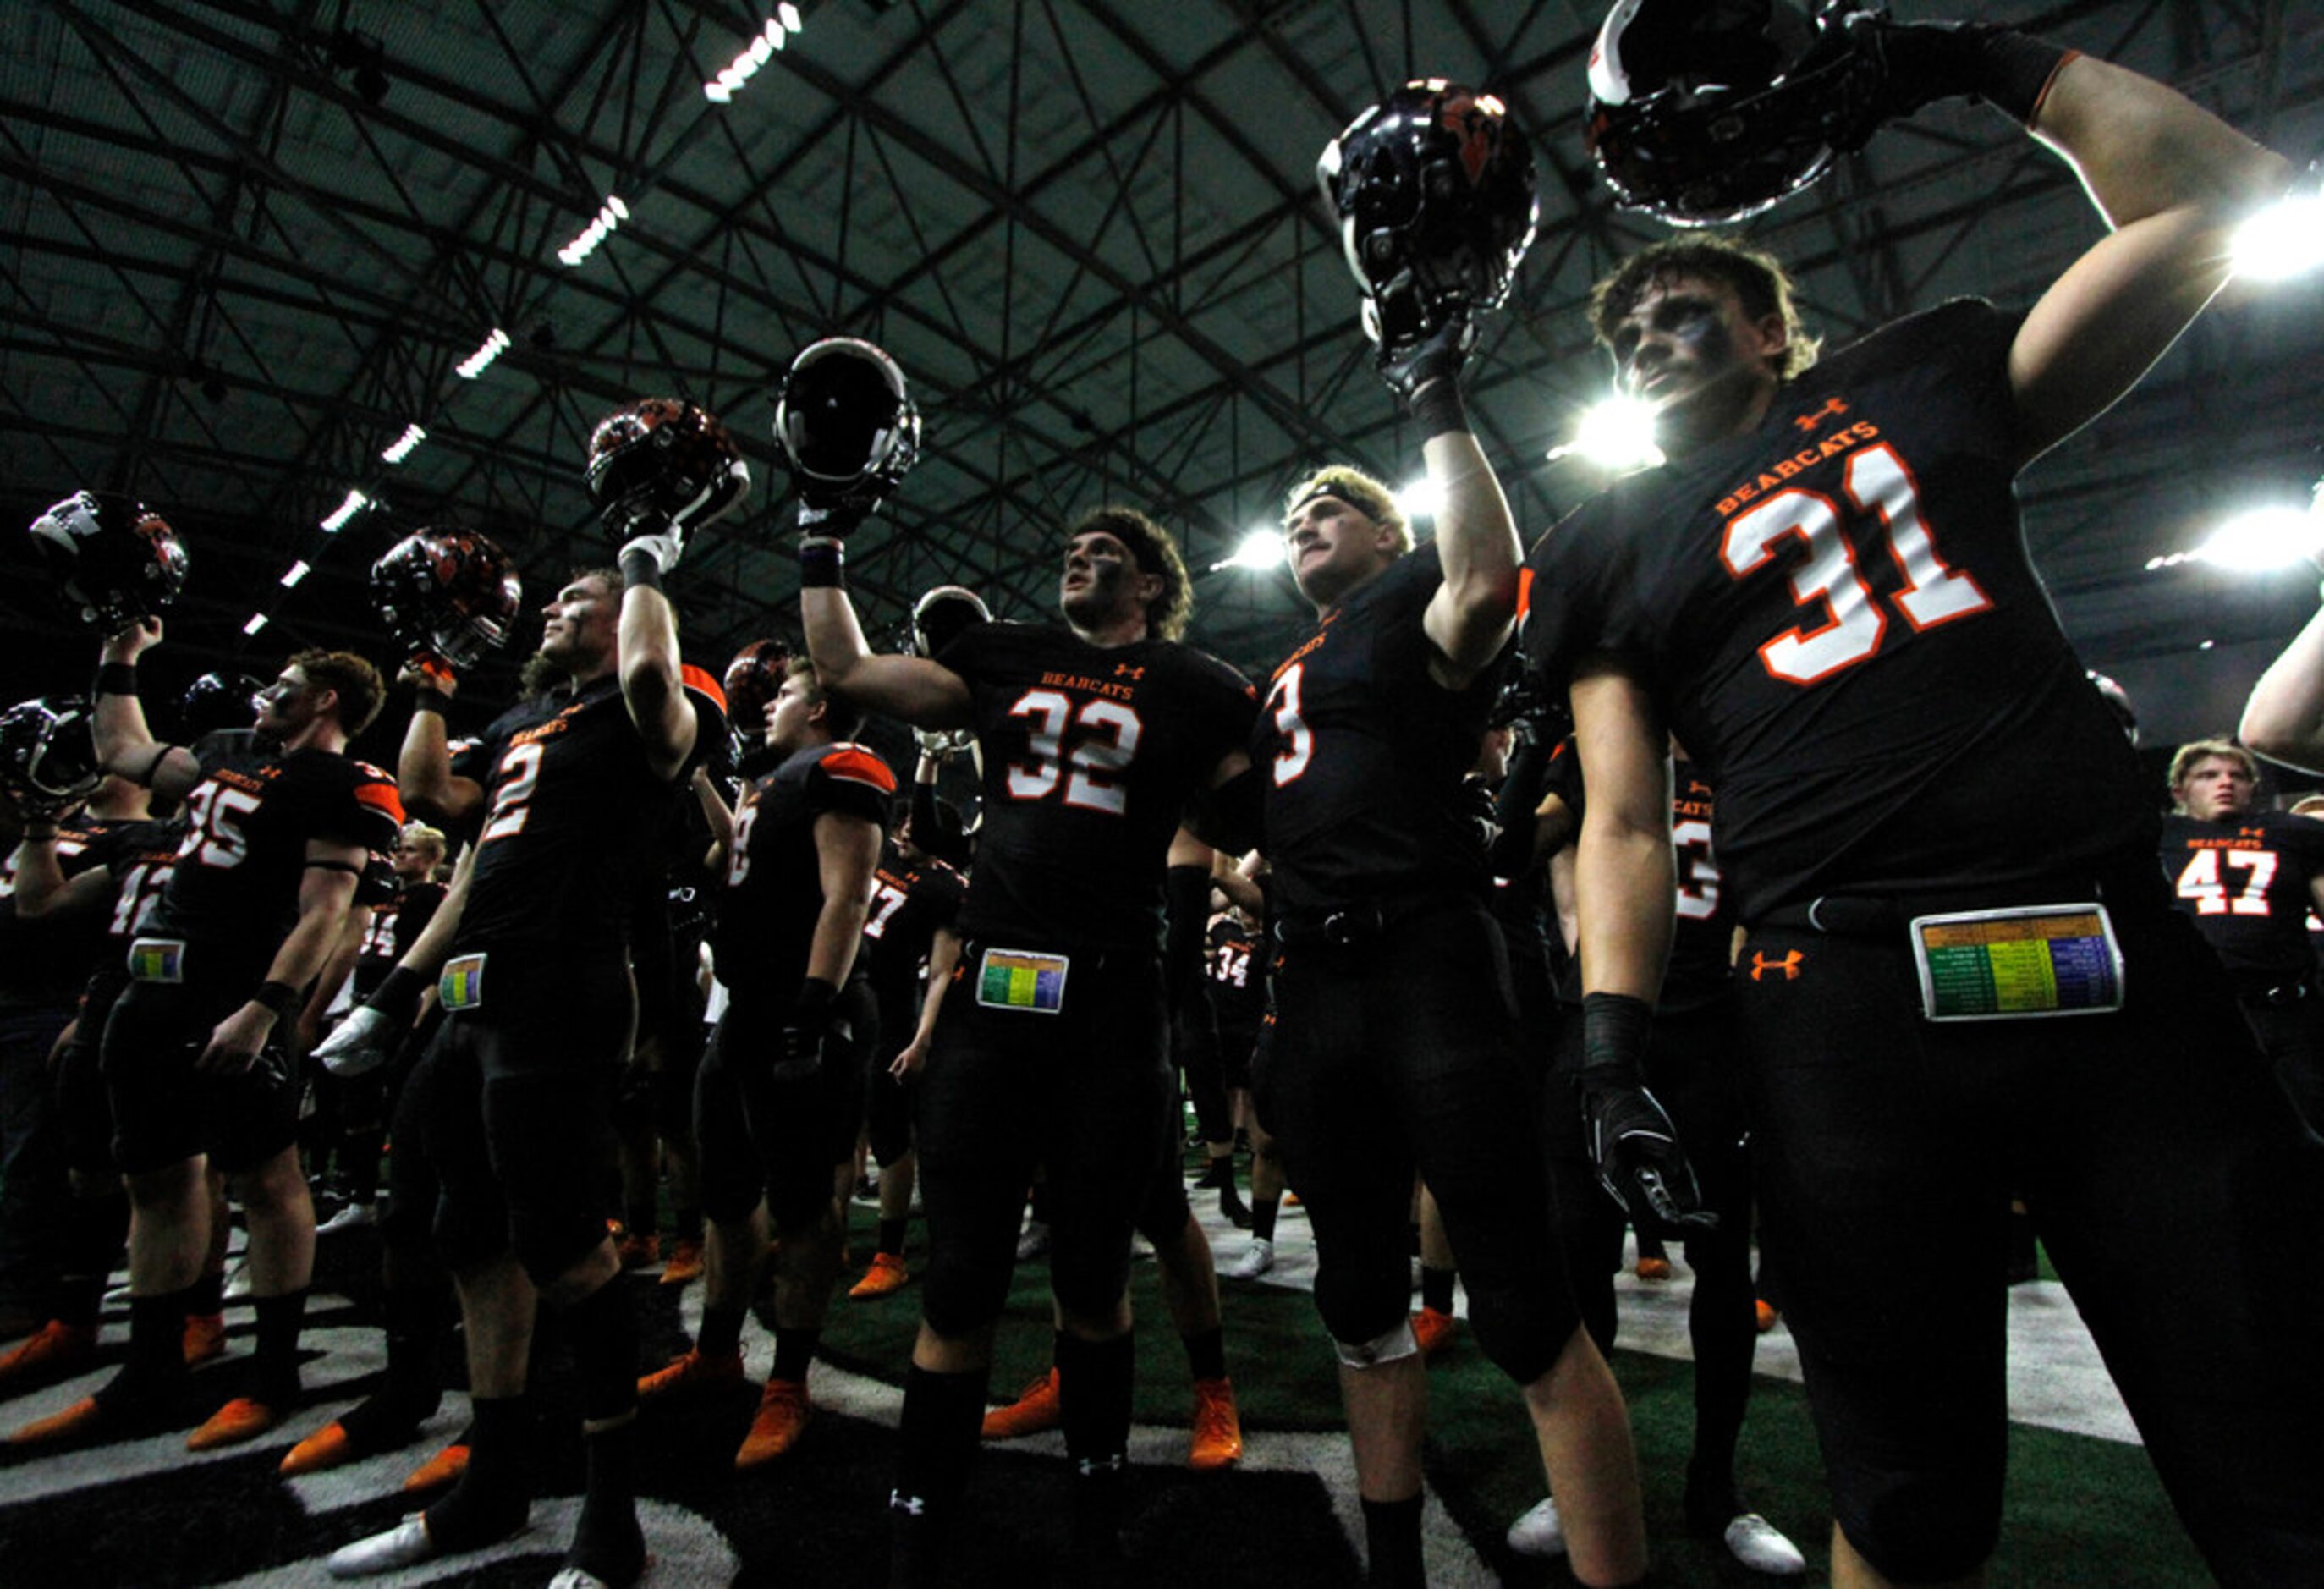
top-left (722, 638), bottom-right (793, 740)
top-left (0, 696), bottom-right (102, 816)
top-left (1317, 80), bottom-right (1538, 359)
top-left (370, 529), bottom-right (525, 671)
top-left (585, 399), bottom-right (752, 543)
top-left (773, 338), bottom-right (922, 519)
top-left (26, 492), bottom-right (190, 633)
top-left (180, 671), bottom-right (265, 738)
top-left (1585, 0), bottom-right (1882, 227)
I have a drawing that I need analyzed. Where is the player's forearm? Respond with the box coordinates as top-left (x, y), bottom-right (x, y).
top-left (914, 930), bottom-right (963, 1046)
top-left (398, 702), bottom-right (472, 825)
top-left (92, 684), bottom-right (158, 782)
top-left (804, 893), bottom-right (871, 990)
top-left (257, 890), bottom-right (359, 1013)
top-left (393, 849), bottom-right (474, 977)
top-left (618, 584), bottom-right (695, 772)
top-left (1420, 428), bottom-right (1521, 671)
top-left (2035, 55), bottom-right (2287, 232)
top-left (2242, 603), bottom-right (2324, 772)
top-left (1574, 810), bottom-right (1674, 1003)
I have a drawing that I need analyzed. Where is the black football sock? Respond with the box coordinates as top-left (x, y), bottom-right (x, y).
top-left (1420, 1265), bottom-right (1455, 1316)
top-left (1184, 1324), bottom-right (1227, 1384)
top-left (251, 1288), bottom-right (308, 1406)
top-left (567, 1418), bottom-right (646, 1587)
top-left (1361, 1495), bottom-right (1426, 1587)
top-left (423, 1394), bottom-right (530, 1549)
top-left (877, 1218), bottom-right (908, 1258)
top-left (771, 1325), bottom-right (820, 1386)
top-left (1250, 1196), bottom-right (1282, 1245)
top-left (695, 1300), bottom-right (747, 1361)
top-left (1057, 1330), bottom-right (1134, 1557)
top-left (184, 1268), bottom-right (224, 1320)
top-left (54, 1192), bottom-right (129, 1328)
top-left (562, 1278), bottom-right (640, 1426)
top-left (97, 1288), bottom-right (191, 1411)
top-left (889, 1365), bottom-right (989, 1586)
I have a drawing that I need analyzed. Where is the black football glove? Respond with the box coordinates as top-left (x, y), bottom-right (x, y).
top-left (1823, 16), bottom-right (2074, 153)
top-left (1373, 309), bottom-right (1476, 411)
top-left (767, 976), bottom-right (840, 1083)
top-left (795, 498), bottom-right (874, 540)
top-left (1575, 992), bottom-right (1717, 1232)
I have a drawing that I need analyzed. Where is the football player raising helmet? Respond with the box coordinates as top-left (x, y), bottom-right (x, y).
top-left (26, 491), bottom-right (190, 633)
top-left (772, 338), bottom-right (921, 527)
top-left (369, 527), bottom-right (525, 674)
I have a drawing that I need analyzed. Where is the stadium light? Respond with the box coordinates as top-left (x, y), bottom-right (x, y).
top-left (381, 422), bottom-right (426, 464)
top-left (1548, 395), bottom-right (1665, 471)
top-left (557, 196), bottom-right (630, 267)
top-left (706, 15), bottom-right (792, 103)
top-left (279, 560), bottom-right (311, 588)
top-left (2196, 504), bottom-right (2318, 572)
top-left (455, 328), bottom-right (510, 379)
top-left (320, 489), bottom-right (371, 532)
top-left (1395, 478), bottom-right (1443, 524)
top-left (2233, 177), bottom-right (2324, 283)
top-left (243, 613), bottom-right (268, 636)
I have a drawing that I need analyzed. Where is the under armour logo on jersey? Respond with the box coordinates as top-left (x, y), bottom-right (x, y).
top-left (1113, 663), bottom-right (1146, 680)
top-left (1793, 396), bottom-right (1849, 432)
top-left (1750, 949), bottom-right (1805, 982)
top-left (889, 1489), bottom-right (927, 1517)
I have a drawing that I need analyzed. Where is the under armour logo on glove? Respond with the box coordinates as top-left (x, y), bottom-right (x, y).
top-left (1579, 1078), bottom-right (1719, 1233)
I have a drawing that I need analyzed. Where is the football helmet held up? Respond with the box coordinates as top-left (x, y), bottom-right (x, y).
top-left (773, 338), bottom-right (921, 518)
top-left (27, 492), bottom-right (190, 633)
top-left (722, 638), bottom-right (793, 739)
top-left (585, 399), bottom-right (752, 544)
top-left (909, 584), bottom-right (992, 662)
top-left (180, 672), bottom-right (264, 739)
top-left (369, 528), bottom-right (524, 670)
top-left (1585, 0), bottom-right (1882, 227)
top-left (1318, 79), bottom-right (1538, 356)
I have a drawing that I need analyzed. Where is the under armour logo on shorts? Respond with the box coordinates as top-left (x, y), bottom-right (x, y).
top-left (1750, 949), bottom-right (1805, 982)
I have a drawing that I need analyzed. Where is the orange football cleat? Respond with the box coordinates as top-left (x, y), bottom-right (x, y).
top-left (659, 1237), bottom-right (705, 1286)
top-left (401, 1441), bottom-right (469, 1493)
top-left (849, 1252), bottom-right (909, 1299)
top-left (182, 1311), bottom-right (227, 1366)
top-left (1634, 1256), bottom-right (1674, 1282)
top-left (1412, 1306), bottom-right (1457, 1359)
top-left (1188, 1377), bottom-right (1244, 1471)
top-left (8, 1394), bottom-right (107, 1447)
top-left (279, 1418), bottom-right (355, 1476)
top-left (0, 1319), bottom-right (96, 1388)
top-left (615, 1232), bottom-right (658, 1271)
top-left (981, 1366), bottom-right (1061, 1440)
top-left (733, 1377), bottom-right (810, 1469)
top-left (637, 1345), bottom-right (744, 1401)
top-left (1755, 1300), bottom-right (1780, 1333)
top-left (187, 1395), bottom-right (281, 1450)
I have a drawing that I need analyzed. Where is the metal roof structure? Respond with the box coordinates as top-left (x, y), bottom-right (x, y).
top-left (3, 0), bottom-right (2320, 745)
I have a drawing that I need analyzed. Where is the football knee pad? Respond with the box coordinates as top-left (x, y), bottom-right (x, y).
top-left (1335, 1318), bottom-right (1420, 1370)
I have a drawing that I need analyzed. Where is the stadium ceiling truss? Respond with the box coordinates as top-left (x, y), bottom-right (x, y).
top-left (1, 0), bottom-right (2319, 717)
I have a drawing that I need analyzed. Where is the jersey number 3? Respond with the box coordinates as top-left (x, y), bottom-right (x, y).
top-left (1004, 690), bottom-right (1140, 814)
top-left (1722, 442), bottom-right (1991, 685)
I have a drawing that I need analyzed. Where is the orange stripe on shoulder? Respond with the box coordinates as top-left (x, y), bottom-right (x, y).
top-left (355, 779), bottom-right (407, 822)
top-left (681, 663), bottom-right (728, 713)
top-left (821, 745), bottom-right (898, 794)
top-left (1515, 565), bottom-right (1534, 621)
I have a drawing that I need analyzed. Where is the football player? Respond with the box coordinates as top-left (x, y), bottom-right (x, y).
top-left (10, 630), bottom-right (400, 1454)
top-left (1529, 12), bottom-right (2322, 1581)
top-left (635, 656), bottom-right (893, 1469)
top-left (800, 504), bottom-right (1257, 1578)
top-left (2158, 740), bottom-right (2324, 1141)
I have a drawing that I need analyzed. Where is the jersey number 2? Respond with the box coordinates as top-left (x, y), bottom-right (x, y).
top-left (1722, 443), bottom-right (1991, 685)
top-left (1005, 690), bottom-right (1140, 813)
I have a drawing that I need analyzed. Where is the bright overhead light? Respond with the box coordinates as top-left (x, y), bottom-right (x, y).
top-left (704, 16), bottom-right (792, 104)
top-left (557, 197), bottom-right (630, 267)
top-left (320, 488), bottom-right (371, 532)
top-left (1395, 478), bottom-right (1443, 524)
top-left (381, 422), bottom-right (426, 464)
top-left (243, 613), bottom-right (268, 636)
top-left (1231, 529), bottom-right (1283, 569)
top-left (280, 560), bottom-right (311, 587)
top-left (2197, 504), bottom-right (2319, 571)
top-left (2233, 180), bottom-right (2324, 283)
top-left (1548, 395), bottom-right (1665, 471)
top-left (455, 327), bottom-right (510, 379)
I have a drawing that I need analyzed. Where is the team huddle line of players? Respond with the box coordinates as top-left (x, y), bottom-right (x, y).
top-left (5, 8), bottom-right (2324, 1587)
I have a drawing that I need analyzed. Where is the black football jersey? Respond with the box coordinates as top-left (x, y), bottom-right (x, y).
top-left (1523, 300), bottom-right (2151, 921)
top-left (64, 816), bottom-right (186, 1016)
top-left (711, 740), bottom-right (895, 1003)
top-left (149, 732), bottom-right (404, 976)
top-left (860, 837), bottom-right (969, 1018)
top-left (1204, 914), bottom-right (1266, 1029)
top-left (352, 877), bottom-right (448, 999)
top-left (0, 814), bottom-right (157, 1006)
top-left (2159, 810), bottom-right (2324, 995)
top-left (1255, 543), bottom-right (1506, 915)
top-left (936, 620), bottom-right (1256, 953)
top-left (458, 673), bottom-right (722, 954)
